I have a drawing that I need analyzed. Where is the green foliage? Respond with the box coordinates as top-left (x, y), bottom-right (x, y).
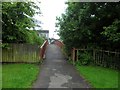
top-left (77, 51), bottom-right (92, 65)
top-left (68, 58), bottom-right (74, 65)
top-left (1, 43), bottom-right (11, 49)
top-left (102, 19), bottom-right (120, 42)
top-left (2, 2), bottom-right (42, 44)
top-left (25, 30), bottom-right (44, 45)
top-left (56, 2), bottom-right (120, 53)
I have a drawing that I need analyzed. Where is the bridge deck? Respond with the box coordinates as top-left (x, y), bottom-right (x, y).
top-left (33, 44), bottom-right (91, 88)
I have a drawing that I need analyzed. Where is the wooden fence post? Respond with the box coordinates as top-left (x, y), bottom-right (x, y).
top-left (93, 49), bottom-right (95, 64)
top-left (72, 48), bottom-right (75, 64)
top-left (76, 49), bottom-right (78, 62)
top-left (107, 51), bottom-right (110, 68)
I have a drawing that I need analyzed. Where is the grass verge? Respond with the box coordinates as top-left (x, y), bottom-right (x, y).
top-left (75, 65), bottom-right (119, 88)
top-left (2, 63), bottom-right (39, 88)
top-left (0, 64), bottom-right (2, 89)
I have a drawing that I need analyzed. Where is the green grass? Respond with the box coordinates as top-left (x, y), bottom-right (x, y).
top-left (0, 65), bottom-right (2, 89)
top-left (2, 64), bottom-right (39, 88)
top-left (75, 65), bottom-right (119, 88)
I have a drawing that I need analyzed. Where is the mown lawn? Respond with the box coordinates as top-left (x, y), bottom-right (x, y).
top-left (75, 65), bottom-right (119, 88)
top-left (2, 64), bottom-right (39, 88)
top-left (0, 65), bottom-right (2, 89)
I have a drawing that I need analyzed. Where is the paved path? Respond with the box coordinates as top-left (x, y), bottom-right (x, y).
top-left (33, 44), bottom-right (91, 88)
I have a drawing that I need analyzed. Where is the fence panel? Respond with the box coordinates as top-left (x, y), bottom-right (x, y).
top-left (2, 44), bottom-right (40, 63)
top-left (92, 50), bottom-right (120, 69)
top-left (72, 48), bottom-right (120, 70)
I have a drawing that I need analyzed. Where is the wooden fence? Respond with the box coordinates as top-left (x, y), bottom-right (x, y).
top-left (2, 44), bottom-right (40, 63)
top-left (72, 48), bottom-right (120, 69)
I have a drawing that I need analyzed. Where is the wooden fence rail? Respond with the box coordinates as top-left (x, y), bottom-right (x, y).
top-left (72, 48), bottom-right (120, 69)
top-left (2, 44), bottom-right (40, 63)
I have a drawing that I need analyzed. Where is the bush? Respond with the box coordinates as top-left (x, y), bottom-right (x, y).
top-left (25, 30), bottom-right (44, 45)
top-left (77, 51), bottom-right (92, 65)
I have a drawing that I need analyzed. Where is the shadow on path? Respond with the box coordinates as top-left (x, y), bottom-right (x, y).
top-left (33, 44), bottom-right (91, 88)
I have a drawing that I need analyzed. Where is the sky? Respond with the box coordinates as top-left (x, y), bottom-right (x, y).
top-left (34, 0), bottom-right (67, 39)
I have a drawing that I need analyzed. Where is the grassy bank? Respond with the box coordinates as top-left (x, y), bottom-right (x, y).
top-left (75, 65), bottom-right (118, 88)
top-left (2, 64), bottom-right (39, 88)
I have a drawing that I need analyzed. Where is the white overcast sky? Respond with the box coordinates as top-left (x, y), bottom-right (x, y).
top-left (34, 0), bottom-right (67, 39)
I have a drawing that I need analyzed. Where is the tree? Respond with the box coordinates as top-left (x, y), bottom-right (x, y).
top-left (102, 19), bottom-right (120, 42)
top-left (56, 2), bottom-right (120, 53)
top-left (2, 2), bottom-right (41, 43)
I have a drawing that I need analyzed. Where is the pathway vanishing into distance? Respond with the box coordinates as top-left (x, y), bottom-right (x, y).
top-left (33, 44), bottom-right (91, 88)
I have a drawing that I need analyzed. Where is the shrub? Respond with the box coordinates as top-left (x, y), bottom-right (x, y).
top-left (25, 30), bottom-right (44, 45)
top-left (77, 51), bottom-right (92, 65)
